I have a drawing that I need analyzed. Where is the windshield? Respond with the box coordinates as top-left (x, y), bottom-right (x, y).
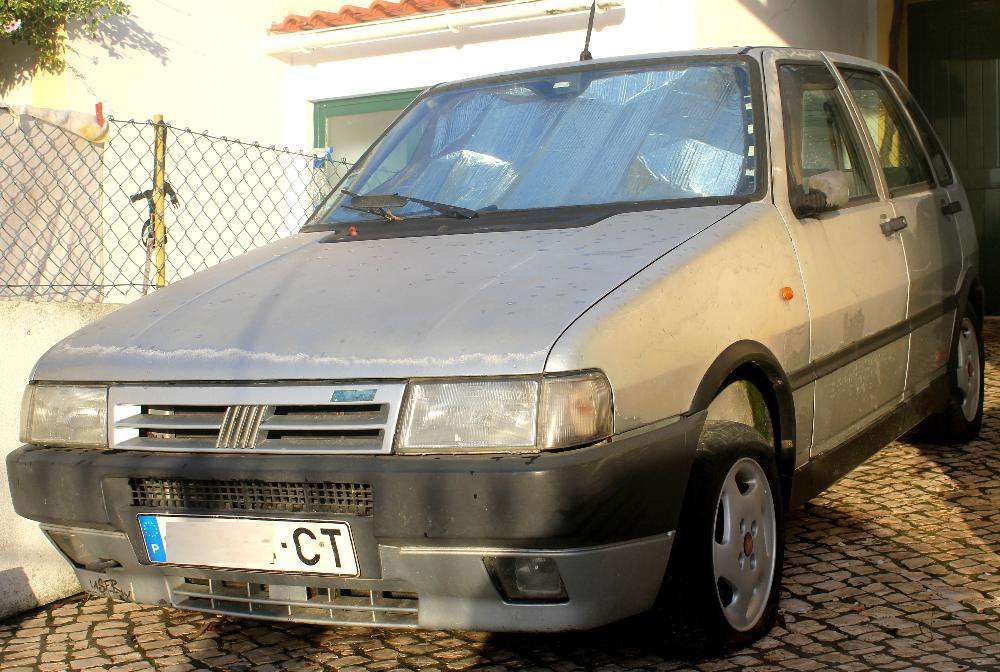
top-left (309, 59), bottom-right (760, 228)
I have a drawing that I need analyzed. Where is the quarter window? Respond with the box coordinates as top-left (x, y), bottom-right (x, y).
top-left (838, 67), bottom-right (933, 193)
top-left (778, 63), bottom-right (875, 215)
top-left (884, 71), bottom-right (954, 186)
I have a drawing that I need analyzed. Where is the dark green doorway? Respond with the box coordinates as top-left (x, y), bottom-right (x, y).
top-left (908, 0), bottom-right (1000, 312)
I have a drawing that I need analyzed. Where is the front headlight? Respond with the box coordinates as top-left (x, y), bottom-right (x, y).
top-left (20, 384), bottom-right (108, 448)
top-left (396, 372), bottom-right (612, 454)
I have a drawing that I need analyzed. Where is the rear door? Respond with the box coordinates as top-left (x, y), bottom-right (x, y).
top-left (885, 69), bottom-right (978, 281)
top-left (766, 51), bottom-right (910, 457)
top-left (837, 65), bottom-right (963, 393)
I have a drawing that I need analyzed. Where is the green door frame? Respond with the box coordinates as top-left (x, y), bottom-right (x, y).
top-left (312, 89), bottom-right (424, 148)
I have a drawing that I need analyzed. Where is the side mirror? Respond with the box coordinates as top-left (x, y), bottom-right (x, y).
top-left (793, 170), bottom-right (850, 218)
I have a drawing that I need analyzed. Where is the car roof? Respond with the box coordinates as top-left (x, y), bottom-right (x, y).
top-left (433, 46), bottom-right (889, 91)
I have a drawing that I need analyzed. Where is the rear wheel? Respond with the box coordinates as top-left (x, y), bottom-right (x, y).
top-left (923, 308), bottom-right (984, 443)
top-left (657, 423), bottom-right (783, 649)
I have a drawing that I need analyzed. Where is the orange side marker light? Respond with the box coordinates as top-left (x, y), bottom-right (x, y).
top-left (780, 286), bottom-right (794, 301)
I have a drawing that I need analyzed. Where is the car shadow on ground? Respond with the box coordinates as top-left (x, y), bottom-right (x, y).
top-left (459, 617), bottom-right (723, 667)
top-left (903, 317), bottom-right (1000, 558)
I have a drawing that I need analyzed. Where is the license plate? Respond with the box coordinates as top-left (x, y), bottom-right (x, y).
top-left (137, 515), bottom-right (358, 575)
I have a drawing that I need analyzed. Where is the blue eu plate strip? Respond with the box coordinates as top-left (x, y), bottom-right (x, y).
top-left (138, 515), bottom-right (166, 563)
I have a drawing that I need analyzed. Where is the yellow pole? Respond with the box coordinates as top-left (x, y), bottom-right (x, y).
top-left (152, 114), bottom-right (168, 287)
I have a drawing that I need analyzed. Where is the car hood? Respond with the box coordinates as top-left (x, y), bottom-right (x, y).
top-left (34, 205), bottom-right (738, 382)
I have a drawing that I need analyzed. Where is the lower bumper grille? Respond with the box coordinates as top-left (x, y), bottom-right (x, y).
top-left (170, 578), bottom-right (418, 628)
top-left (130, 478), bottom-right (373, 516)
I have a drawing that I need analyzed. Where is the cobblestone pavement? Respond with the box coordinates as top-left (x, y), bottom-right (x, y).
top-left (3, 328), bottom-right (999, 672)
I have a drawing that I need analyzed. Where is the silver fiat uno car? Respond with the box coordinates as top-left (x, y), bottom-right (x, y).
top-left (9, 47), bottom-right (982, 647)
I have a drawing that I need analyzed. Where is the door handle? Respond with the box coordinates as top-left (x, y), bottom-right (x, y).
top-left (880, 216), bottom-right (907, 236)
top-left (941, 200), bottom-right (962, 216)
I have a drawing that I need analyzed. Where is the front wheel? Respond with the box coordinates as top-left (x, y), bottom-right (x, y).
top-left (657, 424), bottom-right (783, 649)
top-left (711, 456), bottom-right (779, 632)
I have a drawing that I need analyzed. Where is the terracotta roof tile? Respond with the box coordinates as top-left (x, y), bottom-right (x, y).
top-left (270, 0), bottom-right (515, 33)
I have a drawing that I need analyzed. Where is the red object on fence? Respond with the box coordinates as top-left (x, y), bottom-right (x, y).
top-left (95, 102), bottom-right (105, 126)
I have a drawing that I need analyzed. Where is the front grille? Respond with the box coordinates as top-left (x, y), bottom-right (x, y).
top-left (170, 578), bottom-right (418, 628)
top-left (109, 384), bottom-right (405, 454)
top-left (130, 478), bottom-right (373, 516)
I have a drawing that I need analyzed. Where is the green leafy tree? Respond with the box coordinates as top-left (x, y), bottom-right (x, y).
top-left (1, 0), bottom-right (130, 74)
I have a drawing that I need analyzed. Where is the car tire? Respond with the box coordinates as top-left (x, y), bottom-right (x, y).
top-left (922, 305), bottom-right (984, 444)
top-left (654, 421), bottom-right (784, 650)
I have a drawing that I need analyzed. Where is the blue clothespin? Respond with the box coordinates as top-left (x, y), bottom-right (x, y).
top-left (313, 147), bottom-right (334, 168)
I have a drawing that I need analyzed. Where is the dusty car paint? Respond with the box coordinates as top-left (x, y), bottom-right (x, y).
top-left (9, 46), bottom-right (981, 636)
top-left (33, 205), bottom-right (739, 383)
top-left (546, 202), bottom-right (810, 447)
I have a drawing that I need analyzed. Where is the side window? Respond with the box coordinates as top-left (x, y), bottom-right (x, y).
top-left (838, 67), bottom-right (933, 193)
top-left (778, 63), bottom-right (876, 216)
top-left (884, 71), bottom-right (954, 186)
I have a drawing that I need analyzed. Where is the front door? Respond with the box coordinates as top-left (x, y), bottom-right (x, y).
top-left (767, 52), bottom-right (910, 457)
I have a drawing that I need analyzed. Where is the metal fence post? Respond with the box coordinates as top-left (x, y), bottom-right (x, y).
top-left (152, 114), bottom-right (168, 287)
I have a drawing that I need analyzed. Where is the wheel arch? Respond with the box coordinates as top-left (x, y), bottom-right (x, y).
top-left (963, 271), bottom-right (984, 325)
top-left (689, 340), bottom-right (797, 509)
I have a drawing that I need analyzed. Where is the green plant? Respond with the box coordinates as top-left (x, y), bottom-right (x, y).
top-left (1, 0), bottom-right (130, 74)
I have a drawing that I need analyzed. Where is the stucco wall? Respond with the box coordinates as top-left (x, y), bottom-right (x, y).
top-left (0, 1), bottom-right (293, 144)
top-left (695, 0), bottom-right (875, 58)
top-left (1, 0), bottom-right (879, 150)
top-left (277, 0), bottom-right (878, 148)
top-left (0, 300), bottom-right (121, 620)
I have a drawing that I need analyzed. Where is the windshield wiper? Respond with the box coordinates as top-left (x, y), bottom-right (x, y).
top-left (342, 190), bottom-right (478, 220)
top-left (340, 190), bottom-right (403, 222)
top-left (395, 194), bottom-right (478, 220)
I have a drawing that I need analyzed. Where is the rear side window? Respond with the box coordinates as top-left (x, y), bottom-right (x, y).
top-left (838, 67), bottom-right (933, 193)
top-left (778, 63), bottom-right (876, 214)
top-left (884, 71), bottom-right (954, 186)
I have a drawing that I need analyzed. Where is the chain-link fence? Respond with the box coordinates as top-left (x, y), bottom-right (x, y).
top-left (0, 108), bottom-right (352, 302)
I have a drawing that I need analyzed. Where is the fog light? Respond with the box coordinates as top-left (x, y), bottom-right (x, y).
top-left (484, 556), bottom-right (568, 603)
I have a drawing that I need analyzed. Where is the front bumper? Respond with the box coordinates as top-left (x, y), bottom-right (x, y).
top-left (8, 413), bottom-right (703, 631)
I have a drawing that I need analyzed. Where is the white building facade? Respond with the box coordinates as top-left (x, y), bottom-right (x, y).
top-left (271, 0), bottom-right (875, 161)
top-left (2, 0), bottom-right (877, 155)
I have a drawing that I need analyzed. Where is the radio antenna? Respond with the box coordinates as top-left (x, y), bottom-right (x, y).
top-left (579, 0), bottom-right (597, 61)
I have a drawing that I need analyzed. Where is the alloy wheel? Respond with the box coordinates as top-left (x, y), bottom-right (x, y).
top-left (956, 317), bottom-right (982, 423)
top-left (711, 457), bottom-right (777, 632)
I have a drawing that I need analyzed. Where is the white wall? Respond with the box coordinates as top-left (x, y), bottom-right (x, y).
top-left (277, 0), bottom-right (876, 148)
top-left (1, 1), bottom-right (297, 145)
top-left (0, 300), bottom-right (121, 620)
top-left (694, 0), bottom-right (874, 57)
top-left (277, 0), bottom-right (696, 147)
top-left (0, 0), bottom-right (877, 149)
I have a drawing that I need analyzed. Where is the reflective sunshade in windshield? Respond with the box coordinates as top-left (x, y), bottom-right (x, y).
top-left (311, 59), bottom-right (759, 227)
